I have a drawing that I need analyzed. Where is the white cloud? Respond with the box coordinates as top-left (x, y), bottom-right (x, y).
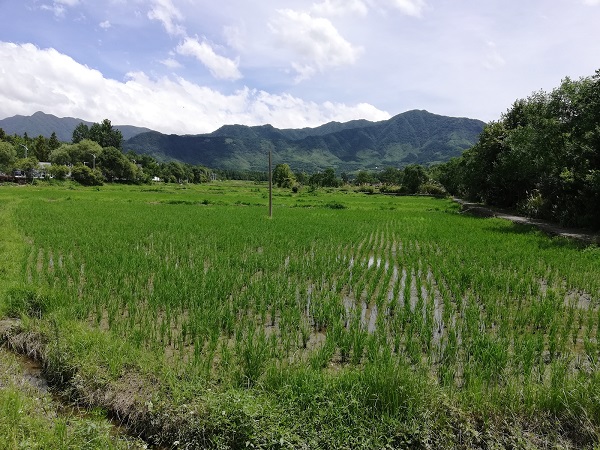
top-left (481, 41), bottom-right (506, 70)
top-left (0, 42), bottom-right (389, 134)
top-left (312, 0), bottom-right (369, 16)
top-left (269, 9), bottom-right (363, 81)
top-left (99, 20), bottom-right (112, 29)
top-left (39, 0), bottom-right (81, 18)
top-left (583, 0), bottom-right (600, 4)
top-left (40, 3), bottom-right (66, 18)
top-left (384, 0), bottom-right (427, 17)
top-left (176, 37), bottom-right (242, 81)
top-left (148, 0), bottom-right (186, 36)
top-left (224, 25), bottom-right (245, 51)
top-left (160, 57), bottom-right (182, 69)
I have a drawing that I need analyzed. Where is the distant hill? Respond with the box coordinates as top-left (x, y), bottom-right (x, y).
top-left (0, 111), bottom-right (153, 142)
top-left (123, 110), bottom-right (485, 173)
top-left (0, 110), bottom-right (485, 172)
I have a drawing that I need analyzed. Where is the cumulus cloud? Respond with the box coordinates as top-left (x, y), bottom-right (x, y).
top-left (385, 0), bottom-right (427, 17)
top-left (312, 0), bottom-right (369, 16)
top-left (148, 0), bottom-right (186, 36)
top-left (148, 1), bottom-right (242, 81)
top-left (99, 20), bottom-right (111, 29)
top-left (269, 9), bottom-right (363, 81)
top-left (176, 37), bottom-right (242, 81)
top-left (0, 42), bottom-right (389, 134)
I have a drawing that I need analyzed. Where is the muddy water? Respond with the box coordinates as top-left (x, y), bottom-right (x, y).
top-left (8, 349), bottom-right (162, 449)
top-left (15, 353), bottom-right (49, 393)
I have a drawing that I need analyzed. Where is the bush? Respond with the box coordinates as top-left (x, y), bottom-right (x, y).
top-left (48, 164), bottom-right (70, 181)
top-left (418, 182), bottom-right (448, 197)
top-left (71, 164), bottom-right (104, 186)
top-left (518, 190), bottom-right (547, 219)
top-left (357, 185), bottom-right (375, 194)
top-left (379, 185), bottom-right (406, 195)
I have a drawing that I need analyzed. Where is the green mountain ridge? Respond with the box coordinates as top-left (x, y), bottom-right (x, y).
top-left (124, 110), bottom-right (485, 173)
top-left (0, 110), bottom-right (485, 172)
top-left (0, 111), bottom-right (152, 142)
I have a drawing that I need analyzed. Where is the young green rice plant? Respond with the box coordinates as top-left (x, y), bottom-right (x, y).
top-left (5, 184), bottom-right (600, 447)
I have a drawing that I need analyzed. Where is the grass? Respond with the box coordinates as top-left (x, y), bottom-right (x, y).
top-left (1, 180), bottom-right (599, 448)
top-left (0, 348), bottom-right (146, 450)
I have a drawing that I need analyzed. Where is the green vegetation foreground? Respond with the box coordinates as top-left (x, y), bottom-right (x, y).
top-left (1, 182), bottom-right (599, 448)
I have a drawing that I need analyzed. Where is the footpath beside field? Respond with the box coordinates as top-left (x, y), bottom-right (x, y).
top-left (455, 198), bottom-right (600, 245)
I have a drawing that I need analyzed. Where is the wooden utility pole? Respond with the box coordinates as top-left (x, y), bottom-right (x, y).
top-left (268, 150), bottom-right (273, 217)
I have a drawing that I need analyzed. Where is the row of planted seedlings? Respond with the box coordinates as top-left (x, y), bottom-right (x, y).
top-left (423, 214), bottom-right (600, 412)
top-left (16, 194), bottom-right (600, 412)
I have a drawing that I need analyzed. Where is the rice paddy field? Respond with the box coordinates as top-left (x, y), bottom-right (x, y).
top-left (1, 181), bottom-right (599, 449)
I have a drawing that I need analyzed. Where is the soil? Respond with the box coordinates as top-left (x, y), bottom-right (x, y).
top-left (454, 198), bottom-right (600, 245)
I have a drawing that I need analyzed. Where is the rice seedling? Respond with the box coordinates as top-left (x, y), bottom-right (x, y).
top-left (1, 182), bottom-right (599, 448)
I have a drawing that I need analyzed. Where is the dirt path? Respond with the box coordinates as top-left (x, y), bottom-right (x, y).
top-left (454, 198), bottom-right (600, 245)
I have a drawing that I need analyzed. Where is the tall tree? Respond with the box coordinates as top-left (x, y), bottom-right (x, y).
top-left (272, 163), bottom-right (295, 188)
top-left (72, 123), bottom-right (89, 143)
top-left (33, 135), bottom-right (50, 162)
top-left (48, 132), bottom-right (61, 151)
top-left (402, 164), bottom-right (428, 194)
top-left (0, 141), bottom-right (17, 172)
top-left (89, 119), bottom-right (123, 149)
top-left (97, 146), bottom-right (135, 181)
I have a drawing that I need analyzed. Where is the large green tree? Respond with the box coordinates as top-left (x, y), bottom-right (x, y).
top-left (0, 141), bottom-right (17, 172)
top-left (439, 68), bottom-right (600, 228)
top-left (97, 146), bottom-right (136, 182)
top-left (73, 119), bottom-right (123, 150)
top-left (402, 164), bottom-right (428, 194)
top-left (272, 163), bottom-right (295, 188)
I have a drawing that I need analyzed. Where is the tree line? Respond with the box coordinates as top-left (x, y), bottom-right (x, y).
top-left (434, 69), bottom-right (600, 229)
top-left (0, 118), bottom-right (444, 193)
top-left (0, 119), bottom-right (213, 185)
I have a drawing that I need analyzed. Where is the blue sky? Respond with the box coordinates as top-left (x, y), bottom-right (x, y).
top-left (0, 0), bottom-right (599, 134)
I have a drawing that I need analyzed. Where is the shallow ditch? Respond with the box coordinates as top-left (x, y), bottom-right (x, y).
top-left (0, 319), bottom-right (164, 449)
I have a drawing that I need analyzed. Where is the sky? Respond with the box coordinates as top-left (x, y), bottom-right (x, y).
top-left (0, 0), bottom-right (599, 135)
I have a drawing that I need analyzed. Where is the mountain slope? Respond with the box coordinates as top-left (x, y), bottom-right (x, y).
top-left (124, 110), bottom-right (485, 172)
top-left (0, 111), bottom-right (153, 142)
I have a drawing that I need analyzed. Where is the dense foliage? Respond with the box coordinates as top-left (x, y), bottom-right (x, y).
top-left (436, 69), bottom-right (600, 229)
top-left (72, 119), bottom-right (124, 150)
top-left (0, 121), bottom-right (214, 185)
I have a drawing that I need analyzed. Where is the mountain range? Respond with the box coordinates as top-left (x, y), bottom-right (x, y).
top-left (0, 110), bottom-right (485, 172)
top-left (0, 111), bottom-right (152, 142)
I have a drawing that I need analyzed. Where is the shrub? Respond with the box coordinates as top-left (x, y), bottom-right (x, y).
top-left (358, 185), bottom-right (375, 194)
top-left (518, 190), bottom-right (547, 219)
top-left (418, 182), bottom-right (448, 197)
top-left (48, 165), bottom-right (70, 181)
top-left (71, 164), bottom-right (104, 186)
